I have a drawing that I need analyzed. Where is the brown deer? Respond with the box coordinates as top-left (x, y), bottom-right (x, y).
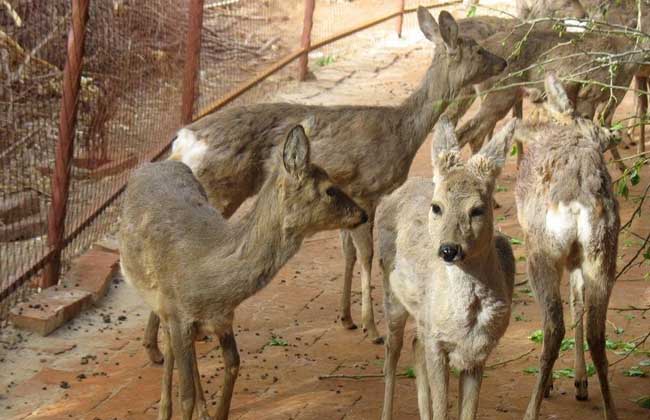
top-left (377, 117), bottom-right (516, 420)
top-left (119, 126), bottom-right (367, 420)
top-left (142, 7), bottom-right (507, 361)
top-left (514, 74), bottom-right (619, 420)
top-left (451, 21), bottom-right (639, 173)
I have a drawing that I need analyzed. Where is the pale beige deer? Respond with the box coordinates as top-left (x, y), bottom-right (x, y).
top-left (514, 74), bottom-right (619, 420)
top-left (142, 7), bottom-right (508, 360)
top-left (377, 117), bottom-right (516, 420)
top-left (119, 126), bottom-right (367, 420)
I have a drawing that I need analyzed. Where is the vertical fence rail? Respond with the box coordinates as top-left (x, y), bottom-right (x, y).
top-left (181, 0), bottom-right (205, 125)
top-left (396, 0), bottom-right (406, 38)
top-left (42, 0), bottom-right (90, 288)
top-left (298, 0), bottom-right (316, 81)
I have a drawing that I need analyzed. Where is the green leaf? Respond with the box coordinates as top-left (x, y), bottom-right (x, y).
top-left (496, 215), bottom-right (507, 222)
top-left (617, 179), bottom-right (629, 199)
top-left (635, 395), bottom-right (650, 409)
top-left (560, 338), bottom-right (575, 352)
top-left (610, 121), bottom-right (624, 131)
top-left (450, 367), bottom-right (461, 377)
top-left (586, 363), bottom-right (596, 377)
top-left (523, 366), bottom-right (539, 375)
top-left (510, 237), bottom-right (524, 245)
top-left (623, 367), bottom-right (646, 377)
top-left (529, 330), bottom-right (544, 343)
top-left (615, 327), bottom-right (625, 335)
top-left (510, 143), bottom-right (519, 156)
top-left (630, 168), bottom-right (641, 186)
top-left (639, 360), bottom-right (650, 367)
top-left (404, 367), bottom-right (416, 378)
top-left (554, 367), bottom-right (575, 378)
top-left (517, 255), bottom-right (527, 262)
top-left (268, 337), bottom-right (288, 347)
top-left (496, 185), bottom-right (508, 192)
top-left (515, 314), bottom-right (526, 322)
top-left (467, 5), bottom-right (477, 17)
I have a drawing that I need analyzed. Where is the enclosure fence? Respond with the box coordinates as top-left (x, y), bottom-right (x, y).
top-left (0, 0), bottom-right (460, 321)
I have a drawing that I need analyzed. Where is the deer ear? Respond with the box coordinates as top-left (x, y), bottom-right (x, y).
top-left (544, 73), bottom-right (574, 116)
top-left (431, 117), bottom-right (460, 183)
top-left (469, 118), bottom-right (517, 182)
top-left (283, 125), bottom-right (311, 178)
top-left (418, 6), bottom-right (441, 42)
top-left (437, 11), bottom-right (459, 50)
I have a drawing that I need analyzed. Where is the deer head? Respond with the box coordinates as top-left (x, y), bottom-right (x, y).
top-left (278, 125), bottom-right (368, 234)
top-left (417, 7), bottom-right (507, 86)
top-left (428, 117), bottom-right (515, 263)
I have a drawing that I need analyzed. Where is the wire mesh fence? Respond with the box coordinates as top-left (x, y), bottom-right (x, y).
top-left (0, 0), bottom-right (493, 321)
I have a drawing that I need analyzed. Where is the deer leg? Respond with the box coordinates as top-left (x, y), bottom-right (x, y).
top-left (458, 366), bottom-right (484, 420)
top-left (215, 327), bottom-right (240, 420)
top-left (637, 76), bottom-right (648, 154)
top-left (424, 339), bottom-right (449, 420)
top-left (158, 323), bottom-right (174, 420)
top-left (513, 98), bottom-right (524, 168)
top-left (168, 321), bottom-right (196, 420)
top-left (339, 230), bottom-right (358, 330)
top-left (381, 293), bottom-right (408, 420)
top-left (524, 252), bottom-right (565, 420)
top-left (191, 341), bottom-right (210, 420)
top-left (350, 216), bottom-right (383, 344)
top-left (583, 256), bottom-right (618, 420)
top-left (413, 337), bottom-right (432, 420)
top-left (145, 311), bottom-right (164, 364)
top-left (569, 268), bottom-right (588, 401)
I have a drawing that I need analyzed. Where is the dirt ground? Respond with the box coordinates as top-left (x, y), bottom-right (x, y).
top-left (1, 2), bottom-right (650, 420)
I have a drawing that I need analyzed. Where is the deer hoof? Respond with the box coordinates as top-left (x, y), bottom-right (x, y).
top-left (341, 317), bottom-right (358, 330)
top-left (575, 379), bottom-right (588, 401)
top-left (146, 346), bottom-right (164, 364)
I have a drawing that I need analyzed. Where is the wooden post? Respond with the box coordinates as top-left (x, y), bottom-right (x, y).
top-left (181, 0), bottom-right (205, 125)
top-left (298, 0), bottom-right (316, 81)
top-left (42, 0), bottom-right (90, 288)
top-left (396, 0), bottom-right (406, 38)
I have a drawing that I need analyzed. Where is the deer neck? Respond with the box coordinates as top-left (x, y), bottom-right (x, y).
top-left (229, 174), bottom-right (305, 297)
top-left (400, 52), bottom-right (455, 154)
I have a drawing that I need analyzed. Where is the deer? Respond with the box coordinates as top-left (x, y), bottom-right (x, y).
top-left (514, 74), bottom-right (620, 420)
top-left (118, 125), bottom-right (368, 420)
top-left (449, 20), bottom-right (640, 173)
top-left (141, 6), bottom-right (508, 363)
top-left (376, 117), bottom-right (516, 420)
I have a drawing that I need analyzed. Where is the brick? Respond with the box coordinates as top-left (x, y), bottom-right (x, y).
top-left (9, 287), bottom-right (92, 336)
top-left (62, 245), bottom-right (120, 302)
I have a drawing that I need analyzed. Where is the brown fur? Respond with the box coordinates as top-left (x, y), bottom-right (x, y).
top-left (142, 8), bottom-right (507, 352)
top-left (119, 126), bottom-right (366, 420)
top-left (514, 74), bottom-right (619, 420)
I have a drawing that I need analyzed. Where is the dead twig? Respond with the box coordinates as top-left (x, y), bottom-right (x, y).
top-left (609, 330), bottom-right (650, 367)
top-left (486, 348), bottom-right (535, 369)
top-left (608, 305), bottom-right (650, 312)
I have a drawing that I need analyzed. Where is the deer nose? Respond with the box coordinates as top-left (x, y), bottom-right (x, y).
top-left (438, 244), bottom-right (460, 263)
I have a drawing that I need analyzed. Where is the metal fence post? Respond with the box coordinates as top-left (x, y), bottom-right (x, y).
top-left (298, 0), bottom-right (316, 81)
top-left (42, 0), bottom-right (90, 288)
top-left (396, 0), bottom-right (406, 38)
top-left (181, 0), bottom-right (205, 125)
top-left (181, 0), bottom-right (203, 125)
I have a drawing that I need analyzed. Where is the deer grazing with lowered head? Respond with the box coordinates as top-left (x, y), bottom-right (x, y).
top-left (141, 7), bottom-right (507, 360)
top-left (119, 126), bottom-right (367, 420)
top-left (376, 117), bottom-right (516, 420)
top-left (514, 74), bottom-right (619, 420)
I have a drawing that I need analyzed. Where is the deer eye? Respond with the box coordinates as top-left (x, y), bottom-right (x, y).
top-left (326, 187), bottom-right (337, 197)
top-left (470, 207), bottom-right (485, 218)
top-left (431, 204), bottom-right (442, 215)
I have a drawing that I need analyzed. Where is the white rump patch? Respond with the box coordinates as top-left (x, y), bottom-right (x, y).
top-left (170, 128), bottom-right (207, 173)
top-left (545, 201), bottom-right (592, 249)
